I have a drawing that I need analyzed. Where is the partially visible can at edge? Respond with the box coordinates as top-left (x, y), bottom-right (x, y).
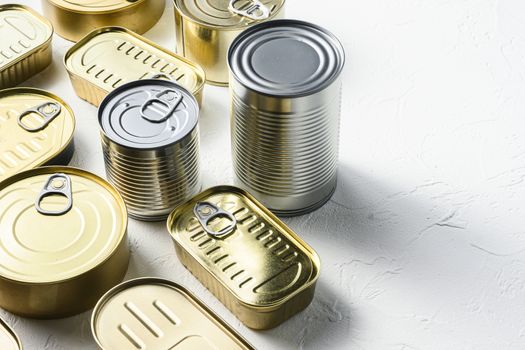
top-left (41, 0), bottom-right (165, 42)
top-left (91, 277), bottom-right (254, 350)
top-left (0, 88), bottom-right (75, 182)
top-left (99, 79), bottom-right (201, 221)
top-left (0, 167), bottom-right (129, 318)
top-left (64, 27), bottom-right (206, 107)
top-left (0, 317), bottom-right (21, 350)
top-left (167, 186), bottom-right (321, 329)
top-left (229, 19), bottom-right (345, 216)
top-left (173, 0), bottom-right (285, 86)
top-left (0, 4), bottom-right (53, 88)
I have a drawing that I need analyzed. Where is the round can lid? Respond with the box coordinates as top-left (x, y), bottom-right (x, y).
top-left (0, 167), bottom-right (127, 284)
top-left (174, 0), bottom-right (284, 28)
top-left (228, 19), bottom-right (345, 97)
top-left (47, 0), bottom-right (144, 13)
top-left (98, 79), bottom-right (199, 149)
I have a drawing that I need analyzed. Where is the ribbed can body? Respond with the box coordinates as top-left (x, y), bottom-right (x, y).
top-left (231, 78), bottom-right (341, 216)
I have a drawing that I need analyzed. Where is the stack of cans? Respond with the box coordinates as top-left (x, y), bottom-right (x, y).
top-left (98, 79), bottom-right (201, 221)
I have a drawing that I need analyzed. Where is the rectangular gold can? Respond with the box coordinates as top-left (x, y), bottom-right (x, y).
top-left (167, 185), bottom-right (321, 329)
top-left (64, 27), bottom-right (205, 107)
top-left (0, 317), bottom-right (21, 350)
top-left (0, 4), bottom-right (53, 89)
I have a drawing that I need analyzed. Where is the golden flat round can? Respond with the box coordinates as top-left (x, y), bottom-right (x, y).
top-left (0, 166), bottom-right (129, 318)
top-left (0, 88), bottom-right (75, 182)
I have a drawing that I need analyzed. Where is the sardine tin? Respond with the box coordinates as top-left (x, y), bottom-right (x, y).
top-left (64, 27), bottom-right (205, 107)
top-left (167, 186), bottom-right (321, 329)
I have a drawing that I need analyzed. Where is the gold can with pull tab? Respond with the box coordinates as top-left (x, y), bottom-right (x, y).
top-left (173, 0), bottom-right (285, 85)
top-left (64, 26), bottom-right (205, 107)
top-left (167, 186), bottom-right (320, 329)
top-left (0, 88), bottom-right (75, 182)
top-left (0, 167), bottom-right (129, 318)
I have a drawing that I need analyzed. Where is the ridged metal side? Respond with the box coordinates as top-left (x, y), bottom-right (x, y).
top-left (68, 73), bottom-right (107, 106)
top-left (0, 44), bottom-right (51, 88)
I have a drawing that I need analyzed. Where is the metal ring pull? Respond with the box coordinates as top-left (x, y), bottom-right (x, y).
top-left (142, 72), bottom-right (176, 81)
top-left (35, 174), bottom-right (73, 216)
top-left (18, 102), bottom-right (61, 132)
top-left (140, 89), bottom-right (183, 123)
top-left (229, 0), bottom-right (270, 20)
top-left (194, 202), bottom-right (237, 238)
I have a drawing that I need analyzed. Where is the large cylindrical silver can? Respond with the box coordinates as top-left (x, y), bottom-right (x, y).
top-left (98, 79), bottom-right (201, 221)
top-left (228, 20), bottom-right (345, 216)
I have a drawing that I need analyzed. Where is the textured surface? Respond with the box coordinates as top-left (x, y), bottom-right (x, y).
top-left (1, 0), bottom-right (525, 349)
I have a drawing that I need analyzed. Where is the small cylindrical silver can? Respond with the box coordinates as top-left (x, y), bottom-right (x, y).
top-left (228, 19), bottom-right (345, 216)
top-left (98, 79), bottom-right (201, 221)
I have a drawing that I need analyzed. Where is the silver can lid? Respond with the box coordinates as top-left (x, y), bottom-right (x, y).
top-left (228, 19), bottom-right (345, 97)
top-left (98, 79), bottom-right (199, 149)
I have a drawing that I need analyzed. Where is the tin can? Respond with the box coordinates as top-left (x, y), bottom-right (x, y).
top-left (41, 0), bottom-right (165, 42)
top-left (99, 79), bottom-right (201, 221)
top-left (64, 26), bottom-right (205, 107)
top-left (229, 20), bottom-right (345, 216)
top-left (167, 186), bottom-right (321, 329)
top-left (0, 167), bottom-right (129, 318)
top-left (0, 88), bottom-right (75, 182)
top-left (0, 4), bottom-right (53, 89)
top-left (0, 317), bottom-right (21, 350)
top-left (91, 277), bottom-right (254, 349)
top-left (173, 0), bottom-right (285, 86)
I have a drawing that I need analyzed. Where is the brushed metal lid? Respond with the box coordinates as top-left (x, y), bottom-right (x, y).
top-left (98, 79), bottom-right (199, 149)
top-left (0, 167), bottom-right (127, 284)
top-left (46, 0), bottom-right (146, 13)
top-left (174, 0), bottom-right (284, 28)
top-left (228, 19), bottom-right (345, 97)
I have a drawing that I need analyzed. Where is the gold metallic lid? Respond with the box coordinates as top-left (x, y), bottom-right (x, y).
top-left (0, 167), bottom-right (127, 284)
top-left (174, 0), bottom-right (285, 28)
top-left (0, 4), bottom-right (53, 71)
top-left (46, 0), bottom-right (146, 13)
top-left (0, 88), bottom-right (75, 181)
top-left (91, 278), bottom-right (253, 350)
top-left (0, 318), bottom-right (21, 350)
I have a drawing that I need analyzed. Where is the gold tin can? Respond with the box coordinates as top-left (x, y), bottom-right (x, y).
top-left (0, 88), bottom-right (75, 182)
top-left (167, 185), bottom-right (321, 329)
top-left (91, 277), bottom-right (254, 350)
top-left (64, 26), bottom-right (205, 106)
top-left (0, 167), bottom-right (129, 318)
top-left (41, 0), bottom-right (165, 42)
top-left (173, 0), bottom-right (285, 86)
top-left (0, 4), bottom-right (53, 89)
top-left (0, 317), bottom-right (22, 350)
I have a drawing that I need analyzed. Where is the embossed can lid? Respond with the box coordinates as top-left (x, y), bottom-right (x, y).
top-left (0, 167), bottom-right (127, 284)
top-left (46, 0), bottom-right (145, 13)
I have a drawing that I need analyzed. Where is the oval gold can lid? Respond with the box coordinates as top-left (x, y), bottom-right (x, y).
top-left (92, 278), bottom-right (253, 350)
top-left (174, 0), bottom-right (285, 28)
top-left (0, 167), bottom-right (127, 284)
top-left (0, 317), bottom-right (21, 350)
top-left (0, 88), bottom-right (75, 181)
top-left (46, 0), bottom-right (145, 13)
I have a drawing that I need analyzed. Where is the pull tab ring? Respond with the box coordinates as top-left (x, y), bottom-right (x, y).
top-left (35, 174), bottom-right (73, 216)
top-left (229, 0), bottom-right (270, 20)
top-left (140, 89), bottom-right (183, 123)
top-left (194, 202), bottom-right (237, 238)
top-left (142, 72), bottom-right (176, 81)
top-left (18, 102), bottom-right (61, 132)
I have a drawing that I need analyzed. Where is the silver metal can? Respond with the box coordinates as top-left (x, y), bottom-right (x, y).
top-left (98, 79), bottom-right (201, 221)
top-left (228, 19), bottom-right (345, 216)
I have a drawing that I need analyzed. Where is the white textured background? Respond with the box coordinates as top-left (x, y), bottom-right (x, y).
top-left (1, 0), bottom-right (525, 349)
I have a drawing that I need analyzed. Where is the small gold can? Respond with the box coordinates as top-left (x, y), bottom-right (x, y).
top-left (0, 4), bottom-right (53, 89)
top-left (0, 167), bottom-right (129, 318)
top-left (64, 26), bottom-right (206, 107)
top-left (167, 186), bottom-right (320, 329)
top-left (0, 317), bottom-right (21, 350)
top-left (173, 0), bottom-right (285, 86)
top-left (91, 277), bottom-right (254, 349)
top-left (41, 0), bottom-right (165, 42)
top-left (0, 88), bottom-right (75, 182)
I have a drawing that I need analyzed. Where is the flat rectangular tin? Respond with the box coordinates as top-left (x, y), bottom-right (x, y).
top-left (0, 317), bottom-right (22, 350)
top-left (167, 186), bottom-right (321, 329)
top-left (64, 27), bottom-right (205, 107)
top-left (91, 277), bottom-right (253, 349)
top-left (0, 4), bottom-right (53, 88)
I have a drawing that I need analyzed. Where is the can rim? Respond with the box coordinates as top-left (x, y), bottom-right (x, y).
top-left (0, 317), bottom-right (22, 350)
top-left (45, 0), bottom-right (147, 14)
top-left (0, 166), bottom-right (128, 286)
